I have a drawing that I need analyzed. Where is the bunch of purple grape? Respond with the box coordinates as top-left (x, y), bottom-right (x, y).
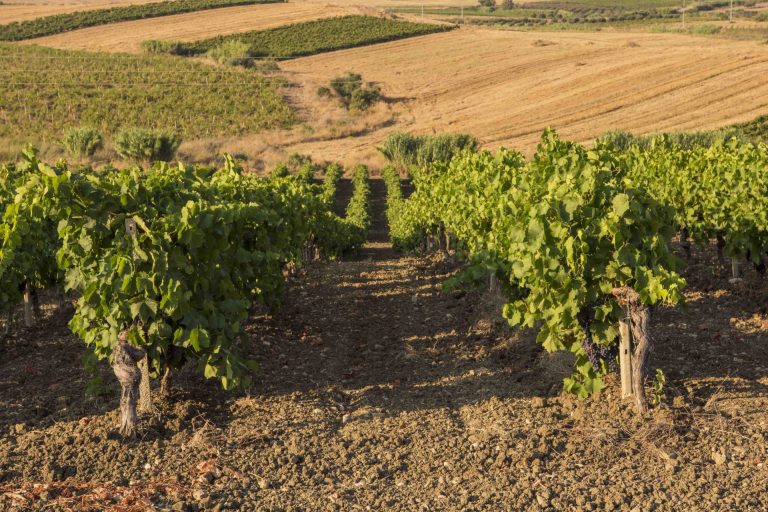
top-left (578, 307), bottom-right (618, 373)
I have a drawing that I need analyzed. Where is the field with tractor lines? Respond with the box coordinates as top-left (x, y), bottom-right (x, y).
top-left (278, 27), bottom-right (768, 163)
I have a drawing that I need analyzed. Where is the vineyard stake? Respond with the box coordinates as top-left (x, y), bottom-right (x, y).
top-left (23, 284), bottom-right (34, 328)
top-left (619, 319), bottom-right (633, 399)
top-left (613, 287), bottom-right (652, 413)
top-left (731, 259), bottom-right (740, 279)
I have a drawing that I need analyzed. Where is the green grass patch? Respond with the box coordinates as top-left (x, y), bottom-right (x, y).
top-left (0, 44), bottom-right (295, 146)
top-left (183, 15), bottom-right (453, 59)
top-left (0, 0), bottom-right (283, 42)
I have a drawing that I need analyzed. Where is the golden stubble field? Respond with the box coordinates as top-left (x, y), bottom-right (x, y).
top-left (5, 0), bottom-right (768, 167)
top-left (0, 0), bottom-right (160, 23)
top-left (271, 27), bottom-right (768, 165)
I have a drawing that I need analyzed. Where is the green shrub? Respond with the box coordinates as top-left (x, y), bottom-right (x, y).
top-left (207, 40), bottom-right (254, 67)
top-left (349, 86), bottom-right (382, 112)
top-left (418, 133), bottom-right (478, 166)
top-left (501, 0), bottom-right (515, 9)
top-left (62, 126), bottom-right (103, 158)
top-left (376, 132), bottom-right (420, 168)
top-left (114, 128), bottom-right (181, 163)
top-left (377, 131), bottom-right (479, 171)
top-left (330, 72), bottom-right (363, 101)
top-left (317, 86), bottom-right (332, 97)
top-left (326, 72), bottom-right (381, 111)
top-left (478, 0), bottom-right (496, 9)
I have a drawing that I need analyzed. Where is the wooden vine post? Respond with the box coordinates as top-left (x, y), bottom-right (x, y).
top-left (612, 287), bottom-right (652, 413)
top-left (731, 259), bottom-right (741, 279)
top-left (618, 319), bottom-right (633, 400)
top-left (23, 284), bottom-right (34, 328)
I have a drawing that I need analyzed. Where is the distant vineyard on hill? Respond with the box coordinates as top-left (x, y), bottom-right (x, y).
top-left (0, 0), bottom-right (283, 42)
top-left (182, 16), bottom-right (454, 59)
top-left (0, 44), bottom-right (295, 146)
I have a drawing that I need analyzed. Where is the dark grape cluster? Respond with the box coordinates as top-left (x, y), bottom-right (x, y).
top-left (578, 308), bottom-right (618, 373)
top-left (580, 337), bottom-right (618, 373)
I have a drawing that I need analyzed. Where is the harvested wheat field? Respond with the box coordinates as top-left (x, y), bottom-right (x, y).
top-left (0, 0), bottom-right (463, 25)
top-left (20, 2), bottom-right (354, 52)
top-left (0, 0), bottom-right (159, 24)
top-left (278, 27), bottom-right (768, 164)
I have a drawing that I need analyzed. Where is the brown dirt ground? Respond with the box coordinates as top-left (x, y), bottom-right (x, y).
top-left (1, 180), bottom-right (768, 511)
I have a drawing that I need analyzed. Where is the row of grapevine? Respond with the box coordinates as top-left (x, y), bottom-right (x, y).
top-left (297, 163), bottom-right (371, 259)
top-left (0, 149), bottom-right (367, 399)
top-left (388, 130), bottom-right (686, 406)
top-left (381, 166), bottom-right (408, 250)
top-left (0, 159), bottom-right (60, 328)
top-left (619, 137), bottom-right (768, 268)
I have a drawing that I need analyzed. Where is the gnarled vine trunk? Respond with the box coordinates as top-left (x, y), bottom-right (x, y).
top-left (716, 233), bottom-right (726, 265)
top-left (612, 287), bottom-right (652, 413)
top-left (680, 227), bottom-right (692, 260)
top-left (112, 341), bottom-right (146, 437)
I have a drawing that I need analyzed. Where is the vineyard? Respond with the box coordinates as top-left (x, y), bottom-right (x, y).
top-left (1, 130), bottom-right (768, 509)
top-left (0, 44), bottom-right (295, 154)
top-left (383, 130), bottom-right (768, 403)
top-left (2, 1), bottom-right (768, 509)
top-left (180, 16), bottom-right (453, 59)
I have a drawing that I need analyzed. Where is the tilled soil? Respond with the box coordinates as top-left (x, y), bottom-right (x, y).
top-left (1, 185), bottom-right (768, 511)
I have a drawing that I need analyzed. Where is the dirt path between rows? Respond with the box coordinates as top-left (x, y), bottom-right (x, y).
top-left (1, 179), bottom-right (768, 511)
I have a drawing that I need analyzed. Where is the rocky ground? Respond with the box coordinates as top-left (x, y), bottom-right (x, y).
top-left (1, 180), bottom-right (767, 511)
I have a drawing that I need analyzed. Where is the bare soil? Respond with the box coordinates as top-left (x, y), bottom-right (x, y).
top-left (1, 180), bottom-right (768, 511)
